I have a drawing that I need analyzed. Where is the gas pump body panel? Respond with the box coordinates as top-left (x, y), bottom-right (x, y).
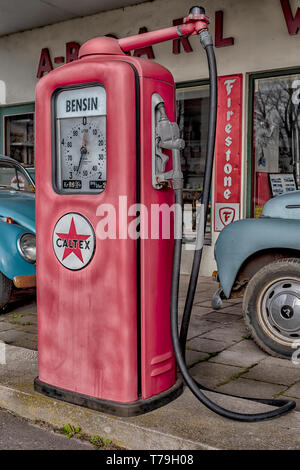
top-left (36, 60), bottom-right (138, 403)
top-left (35, 54), bottom-right (177, 407)
top-left (138, 76), bottom-right (176, 399)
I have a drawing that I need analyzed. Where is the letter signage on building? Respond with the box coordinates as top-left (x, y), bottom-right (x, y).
top-left (37, 12), bottom-right (235, 78)
top-left (214, 74), bottom-right (243, 232)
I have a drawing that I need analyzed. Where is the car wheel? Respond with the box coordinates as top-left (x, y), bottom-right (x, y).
top-left (0, 271), bottom-right (12, 311)
top-left (243, 258), bottom-right (300, 358)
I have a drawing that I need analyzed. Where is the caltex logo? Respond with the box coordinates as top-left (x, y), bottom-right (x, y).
top-left (53, 213), bottom-right (95, 270)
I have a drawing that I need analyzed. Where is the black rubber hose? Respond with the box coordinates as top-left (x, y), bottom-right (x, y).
top-left (179, 44), bottom-right (217, 356)
top-left (170, 37), bottom-right (296, 421)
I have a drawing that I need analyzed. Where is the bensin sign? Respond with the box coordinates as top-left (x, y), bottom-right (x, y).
top-left (214, 74), bottom-right (243, 232)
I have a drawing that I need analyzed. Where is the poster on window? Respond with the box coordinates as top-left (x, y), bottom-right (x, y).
top-left (214, 74), bottom-right (243, 232)
top-left (269, 173), bottom-right (297, 197)
top-left (255, 111), bottom-right (279, 173)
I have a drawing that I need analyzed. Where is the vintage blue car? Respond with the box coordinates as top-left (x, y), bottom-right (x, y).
top-left (213, 191), bottom-right (300, 358)
top-left (0, 155), bottom-right (36, 310)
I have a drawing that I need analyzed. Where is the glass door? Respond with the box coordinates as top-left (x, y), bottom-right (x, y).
top-left (176, 82), bottom-right (211, 243)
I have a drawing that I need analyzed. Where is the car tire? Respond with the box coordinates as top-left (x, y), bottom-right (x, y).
top-left (243, 258), bottom-right (300, 359)
top-left (0, 271), bottom-right (12, 311)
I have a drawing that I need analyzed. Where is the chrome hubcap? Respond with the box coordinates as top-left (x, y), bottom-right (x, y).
top-left (259, 278), bottom-right (300, 346)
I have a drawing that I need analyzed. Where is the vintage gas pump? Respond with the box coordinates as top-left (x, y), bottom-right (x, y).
top-left (35, 6), bottom-right (295, 421)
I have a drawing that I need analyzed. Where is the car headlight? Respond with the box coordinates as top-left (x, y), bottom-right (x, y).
top-left (18, 233), bottom-right (36, 264)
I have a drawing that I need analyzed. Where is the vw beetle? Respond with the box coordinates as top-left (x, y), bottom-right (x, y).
top-left (213, 190), bottom-right (300, 358)
top-left (0, 155), bottom-right (36, 310)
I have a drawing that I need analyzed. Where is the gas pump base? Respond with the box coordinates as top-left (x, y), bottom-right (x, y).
top-left (34, 378), bottom-right (183, 418)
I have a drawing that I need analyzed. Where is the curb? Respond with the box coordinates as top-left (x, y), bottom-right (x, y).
top-left (0, 383), bottom-right (216, 450)
top-left (2, 344), bottom-right (300, 450)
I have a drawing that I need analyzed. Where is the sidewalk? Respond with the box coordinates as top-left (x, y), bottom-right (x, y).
top-left (0, 276), bottom-right (300, 449)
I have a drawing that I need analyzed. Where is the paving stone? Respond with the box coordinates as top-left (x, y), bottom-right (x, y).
top-left (3, 313), bottom-right (37, 324)
top-left (0, 322), bottom-right (18, 332)
top-left (217, 377), bottom-right (286, 399)
top-left (201, 324), bottom-right (247, 344)
top-left (244, 361), bottom-right (300, 386)
top-left (185, 317), bottom-right (219, 340)
top-left (16, 324), bottom-right (38, 335)
top-left (194, 300), bottom-right (219, 308)
top-left (283, 382), bottom-right (300, 399)
top-left (216, 305), bottom-right (244, 316)
top-left (197, 282), bottom-right (216, 288)
top-left (209, 339), bottom-right (268, 368)
top-left (178, 305), bottom-right (215, 320)
top-left (0, 330), bottom-right (37, 351)
top-left (201, 311), bottom-right (241, 325)
top-left (223, 298), bottom-right (243, 305)
top-left (4, 301), bottom-right (36, 316)
top-left (189, 305), bottom-right (215, 316)
top-left (259, 355), bottom-right (300, 370)
top-left (187, 336), bottom-right (232, 353)
top-left (185, 349), bottom-right (209, 367)
top-left (189, 361), bottom-right (243, 388)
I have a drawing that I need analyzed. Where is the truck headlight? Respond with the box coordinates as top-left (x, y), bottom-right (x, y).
top-left (18, 233), bottom-right (36, 264)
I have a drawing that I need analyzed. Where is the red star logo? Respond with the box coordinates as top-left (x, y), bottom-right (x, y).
top-left (56, 217), bottom-right (90, 263)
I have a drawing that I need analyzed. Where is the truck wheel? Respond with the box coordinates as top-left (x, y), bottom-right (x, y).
top-left (243, 258), bottom-right (300, 359)
top-left (0, 271), bottom-right (12, 311)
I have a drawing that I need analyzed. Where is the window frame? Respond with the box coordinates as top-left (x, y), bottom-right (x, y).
top-left (0, 103), bottom-right (35, 160)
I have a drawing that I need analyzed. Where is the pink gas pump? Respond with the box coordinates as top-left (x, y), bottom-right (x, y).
top-left (35, 6), bottom-right (295, 421)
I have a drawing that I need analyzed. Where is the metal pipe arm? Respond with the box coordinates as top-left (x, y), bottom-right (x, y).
top-left (118, 8), bottom-right (209, 52)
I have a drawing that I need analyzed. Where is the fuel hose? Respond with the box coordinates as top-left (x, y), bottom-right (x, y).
top-left (170, 27), bottom-right (296, 421)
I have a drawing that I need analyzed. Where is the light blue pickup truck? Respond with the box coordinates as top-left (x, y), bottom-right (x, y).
top-left (213, 191), bottom-right (300, 358)
top-left (0, 156), bottom-right (36, 310)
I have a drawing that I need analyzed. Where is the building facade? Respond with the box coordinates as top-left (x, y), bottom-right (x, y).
top-left (0, 0), bottom-right (299, 274)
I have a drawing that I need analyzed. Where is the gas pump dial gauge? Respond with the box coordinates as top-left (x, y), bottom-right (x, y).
top-left (54, 84), bottom-right (107, 194)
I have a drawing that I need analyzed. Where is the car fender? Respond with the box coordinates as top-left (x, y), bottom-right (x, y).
top-left (215, 217), bottom-right (300, 298)
top-left (0, 220), bottom-right (36, 280)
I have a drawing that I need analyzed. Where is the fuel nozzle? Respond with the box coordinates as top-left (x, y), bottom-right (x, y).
top-left (155, 102), bottom-right (184, 190)
top-left (183, 5), bottom-right (209, 28)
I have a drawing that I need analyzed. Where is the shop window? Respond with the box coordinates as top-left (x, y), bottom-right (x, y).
top-left (5, 113), bottom-right (34, 165)
top-left (252, 72), bottom-right (300, 217)
top-left (176, 84), bottom-right (211, 243)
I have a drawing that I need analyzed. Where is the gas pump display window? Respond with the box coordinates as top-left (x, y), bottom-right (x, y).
top-left (54, 84), bottom-right (106, 194)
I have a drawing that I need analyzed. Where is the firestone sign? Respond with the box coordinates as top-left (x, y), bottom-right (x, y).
top-left (214, 74), bottom-right (243, 232)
